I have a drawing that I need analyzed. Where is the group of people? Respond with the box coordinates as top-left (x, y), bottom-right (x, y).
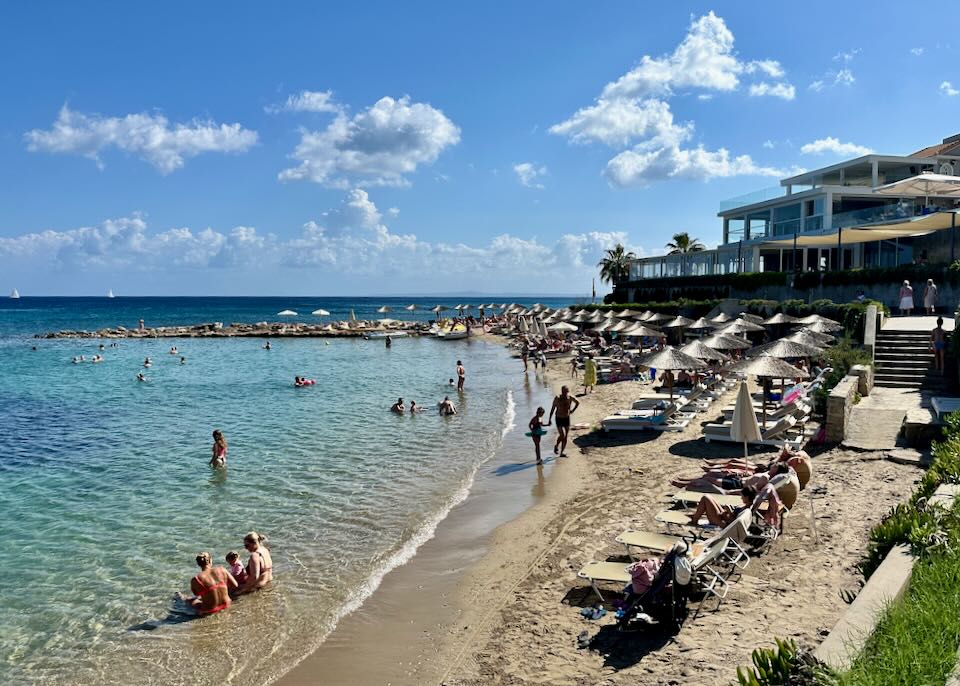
top-left (180, 532), bottom-right (273, 616)
top-left (389, 361), bottom-right (465, 415)
top-left (527, 385), bottom-right (580, 463)
top-left (898, 278), bottom-right (939, 316)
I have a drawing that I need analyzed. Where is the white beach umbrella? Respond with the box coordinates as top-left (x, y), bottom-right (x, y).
top-left (405, 304), bottom-right (417, 311)
top-left (277, 310), bottom-right (298, 316)
top-left (311, 309), bottom-right (330, 316)
top-left (518, 316), bottom-right (529, 333)
top-left (730, 381), bottom-right (763, 458)
top-left (548, 321), bottom-right (579, 332)
top-left (377, 305), bottom-right (392, 314)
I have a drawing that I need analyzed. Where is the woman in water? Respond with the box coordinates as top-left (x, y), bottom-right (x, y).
top-left (238, 531), bottom-right (273, 594)
top-left (210, 430), bottom-right (228, 467)
top-left (184, 551), bottom-right (236, 615)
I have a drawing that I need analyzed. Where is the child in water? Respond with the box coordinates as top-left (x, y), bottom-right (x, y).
top-left (225, 551), bottom-right (248, 587)
top-left (528, 407), bottom-right (550, 464)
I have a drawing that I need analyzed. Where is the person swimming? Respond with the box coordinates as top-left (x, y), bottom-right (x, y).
top-left (137, 372), bottom-right (147, 382)
top-left (263, 341), bottom-right (272, 350)
top-left (391, 398), bottom-right (406, 414)
top-left (438, 396), bottom-right (457, 416)
top-left (143, 357), bottom-right (152, 368)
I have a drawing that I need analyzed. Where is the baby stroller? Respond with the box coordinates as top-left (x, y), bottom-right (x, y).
top-left (616, 543), bottom-right (691, 634)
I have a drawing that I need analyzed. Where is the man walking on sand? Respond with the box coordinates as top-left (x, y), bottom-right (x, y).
top-left (549, 385), bottom-right (580, 457)
top-left (456, 360), bottom-right (465, 391)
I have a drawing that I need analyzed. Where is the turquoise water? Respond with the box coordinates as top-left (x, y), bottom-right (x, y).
top-left (0, 298), bottom-right (568, 685)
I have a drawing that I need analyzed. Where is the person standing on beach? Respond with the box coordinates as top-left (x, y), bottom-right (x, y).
top-left (569, 355), bottom-right (579, 379)
top-left (456, 360), bottom-right (465, 391)
top-left (549, 385), bottom-right (579, 457)
top-left (385, 335), bottom-right (392, 348)
top-left (521, 348), bottom-right (529, 372)
top-left (211, 430), bottom-right (227, 467)
top-left (528, 407), bottom-right (550, 464)
top-left (931, 317), bottom-right (948, 375)
top-left (924, 279), bottom-right (939, 315)
top-left (899, 280), bottom-right (914, 316)
top-left (582, 355), bottom-right (597, 394)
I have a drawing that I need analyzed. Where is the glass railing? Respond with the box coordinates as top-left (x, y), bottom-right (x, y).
top-left (718, 185), bottom-right (786, 211)
top-left (830, 204), bottom-right (920, 228)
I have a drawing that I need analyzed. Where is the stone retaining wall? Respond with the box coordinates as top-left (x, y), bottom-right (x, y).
top-left (849, 364), bottom-right (874, 397)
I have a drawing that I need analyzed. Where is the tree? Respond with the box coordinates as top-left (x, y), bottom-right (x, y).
top-left (597, 243), bottom-right (636, 285)
top-left (665, 232), bottom-right (705, 254)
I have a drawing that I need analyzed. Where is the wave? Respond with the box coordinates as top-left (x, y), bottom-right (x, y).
top-left (500, 389), bottom-right (516, 440)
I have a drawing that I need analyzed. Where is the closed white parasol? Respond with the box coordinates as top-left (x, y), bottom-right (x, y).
top-left (730, 381), bottom-right (762, 457)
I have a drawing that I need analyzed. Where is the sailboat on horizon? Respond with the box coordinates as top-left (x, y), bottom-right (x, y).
top-left (107, 289), bottom-right (115, 298)
top-left (10, 288), bottom-right (19, 299)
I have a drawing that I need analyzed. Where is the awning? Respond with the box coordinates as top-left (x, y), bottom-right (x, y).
top-left (761, 210), bottom-right (959, 248)
top-left (873, 173), bottom-right (960, 198)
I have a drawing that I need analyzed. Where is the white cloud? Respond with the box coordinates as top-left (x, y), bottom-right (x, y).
top-left (549, 12), bottom-right (792, 187)
top-left (604, 144), bottom-right (793, 187)
top-left (548, 98), bottom-right (690, 148)
top-left (808, 80), bottom-right (824, 92)
top-left (941, 81), bottom-right (960, 97)
top-left (748, 82), bottom-right (796, 100)
top-left (834, 69), bottom-right (855, 86)
top-left (833, 49), bottom-right (860, 63)
top-left (910, 47), bottom-right (925, 56)
top-left (0, 192), bottom-right (636, 291)
top-left (266, 90), bottom-right (340, 114)
top-left (762, 140), bottom-right (775, 149)
top-left (800, 137), bottom-right (873, 156)
top-left (513, 162), bottom-right (548, 189)
top-left (697, 94), bottom-right (714, 101)
top-left (278, 96), bottom-right (460, 187)
top-left (25, 105), bottom-right (257, 173)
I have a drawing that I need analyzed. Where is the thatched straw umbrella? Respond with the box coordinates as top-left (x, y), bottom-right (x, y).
top-left (785, 329), bottom-right (835, 347)
top-left (680, 339), bottom-right (731, 362)
top-left (762, 312), bottom-right (799, 325)
top-left (700, 333), bottom-right (753, 350)
top-left (747, 339), bottom-right (823, 358)
top-left (723, 355), bottom-right (808, 428)
top-left (688, 317), bottom-right (717, 332)
top-left (801, 320), bottom-right (843, 334)
top-left (795, 313), bottom-right (842, 326)
top-left (709, 312), bottom-right (732, 324)
top-left (636, 346), bottom-right (707, 400)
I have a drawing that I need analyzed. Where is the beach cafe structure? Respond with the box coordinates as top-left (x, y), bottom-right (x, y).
top-left (628, 134), bottom-right (960, 280)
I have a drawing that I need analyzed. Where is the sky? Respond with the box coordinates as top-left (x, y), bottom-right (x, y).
top-left (1, 2), bottom-right (959, 297)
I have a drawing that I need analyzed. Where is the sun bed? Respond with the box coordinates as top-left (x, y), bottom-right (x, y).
top-left (600, 413), bottom-right (691, 432)
top-left (576, 561), bottom-right (633, 601)
top-left (616, 510), bottom-right (752, 572)
top-left (720, 399), bottom-right (810, 422)
top-left (701, 415), bottom-right (806, 449)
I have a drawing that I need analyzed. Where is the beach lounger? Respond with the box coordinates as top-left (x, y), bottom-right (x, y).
top-left (617, 510), bottom-right (752, 571)
top-left (577, 561), bottom-right (632, 601)
top-left (600, 413), bottom-right (691, 432)
top-left (701, 416), bottom-right (806, 449)
top-left (720, 399), bottom-right (810, 422)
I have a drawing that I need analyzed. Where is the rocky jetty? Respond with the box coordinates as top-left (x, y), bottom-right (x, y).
top-left (38, 320), bottom-right (433, 339)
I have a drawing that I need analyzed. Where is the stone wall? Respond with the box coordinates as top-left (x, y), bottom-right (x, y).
top-left (849, 364), bottom-right (874, 397)
top-left (826, 375), bottom-right (859, 443)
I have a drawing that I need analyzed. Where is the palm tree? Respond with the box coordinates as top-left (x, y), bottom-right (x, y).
top-left (597, 244), bottom-right (636, 285)
top-left (665, 232), bottom-right (705, 254)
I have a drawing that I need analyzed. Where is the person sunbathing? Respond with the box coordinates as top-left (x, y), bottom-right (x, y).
top-left (701, 446), bottom-right (810, 474)
top-left (673, 463), bottom-right (790, 494)
top-left (687, 486), bottom-right (757, 526)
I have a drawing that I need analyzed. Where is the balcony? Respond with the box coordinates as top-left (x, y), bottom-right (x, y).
top-left (830, 204), bottom-right (921, 229)
top-left (719, 186), bottom-right (785, 212)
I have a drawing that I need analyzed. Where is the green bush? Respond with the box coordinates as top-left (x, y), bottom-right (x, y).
top-left (795, 263), bottom-right (957, 290)
top-left (736, 638), bottom-right (829, 685)
top-left (859, 410), bottom-right (960, 578)
top-left (810, 337), bottom-right (873, 416)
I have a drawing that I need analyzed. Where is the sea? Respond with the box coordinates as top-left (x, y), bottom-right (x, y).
top-left (0, 296), bottom-right (577, 685)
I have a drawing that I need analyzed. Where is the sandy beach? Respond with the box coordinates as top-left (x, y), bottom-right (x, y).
top-left (276, 333), bottom-right (920, 686)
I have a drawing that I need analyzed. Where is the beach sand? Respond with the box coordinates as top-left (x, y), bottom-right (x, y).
top-left (279, 338), bottom-right (920, 685)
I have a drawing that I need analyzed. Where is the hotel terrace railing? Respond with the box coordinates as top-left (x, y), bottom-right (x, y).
top-left (718, 186), bottom-right (785, 211)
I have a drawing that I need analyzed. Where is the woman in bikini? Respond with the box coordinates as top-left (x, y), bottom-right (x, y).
top-left (186, 551), bottom-right (236, 615)
top-left (238, 531), bottom-right (273, 594)
top-left (210, 430), bottom-right (227, 468)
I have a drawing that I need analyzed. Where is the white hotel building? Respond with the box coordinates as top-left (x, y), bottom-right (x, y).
top-left (628, 134), bottom-right (960, 281)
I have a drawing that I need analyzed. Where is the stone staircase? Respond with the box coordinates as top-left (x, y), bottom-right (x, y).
top-left (874, 329), bottom-right (950, 392)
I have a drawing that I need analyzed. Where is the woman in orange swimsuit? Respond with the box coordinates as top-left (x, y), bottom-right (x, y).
top-left (188, 551), bottom-right (237, 615)
top-left (238, 531), bottom-right (274, 594)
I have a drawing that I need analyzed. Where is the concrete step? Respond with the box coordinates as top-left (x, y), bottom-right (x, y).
top-left (874, 355), bottom-right (933, 364)
top-left (874, 346), bottom-right (935, 355)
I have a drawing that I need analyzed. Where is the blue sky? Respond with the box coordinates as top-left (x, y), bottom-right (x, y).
top-left (1, 2), bottom-right (958, 296)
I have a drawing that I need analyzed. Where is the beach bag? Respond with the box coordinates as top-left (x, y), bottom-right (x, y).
top-left (626, 558), bottom-right (661, 594)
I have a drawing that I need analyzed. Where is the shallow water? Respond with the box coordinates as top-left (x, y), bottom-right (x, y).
top-left (0, 297), bottom-right (569, 684)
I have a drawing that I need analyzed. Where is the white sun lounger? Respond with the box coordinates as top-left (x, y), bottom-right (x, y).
top-left (600, 413), bottom-right (691, 432)
top-left (702, 415), bottom-right (806, 449)
top-left (616, 510), bottom-right (752, 571)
